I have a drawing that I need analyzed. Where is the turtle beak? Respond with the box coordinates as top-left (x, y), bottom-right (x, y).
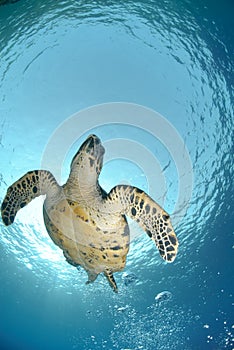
top-left (86, 134), bottom-right (100, 149)
top-left (70, 135), bottom-right (105, 170)
top-left (85, 134), bottom-right (105, 159)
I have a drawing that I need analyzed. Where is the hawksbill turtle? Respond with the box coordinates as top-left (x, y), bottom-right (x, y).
top-left (1, 135), bottom-right (178, 292)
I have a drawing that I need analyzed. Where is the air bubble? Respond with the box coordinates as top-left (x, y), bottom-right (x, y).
top-left (122, 272), bottom-right (138, 286)
top-left (155, 291), bottom-right (172, 305)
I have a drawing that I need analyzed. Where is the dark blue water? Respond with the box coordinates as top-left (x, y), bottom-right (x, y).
top-left (0, 0), bottom-right (233, 349)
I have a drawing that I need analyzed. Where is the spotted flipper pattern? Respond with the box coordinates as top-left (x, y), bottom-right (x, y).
top-left (106, 185), bottom-right (178, 262)
top-left (1, 170), bottom-right (60, 226)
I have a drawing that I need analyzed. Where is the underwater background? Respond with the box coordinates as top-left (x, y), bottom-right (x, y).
top-left (0, 0), bottom-right (233, 349)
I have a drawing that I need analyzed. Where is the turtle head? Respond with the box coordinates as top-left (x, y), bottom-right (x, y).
top-left (70, 135), bottom-right (105, 186)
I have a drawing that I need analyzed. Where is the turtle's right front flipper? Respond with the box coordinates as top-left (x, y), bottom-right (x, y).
top-left (104, 185), bottom-right (178, 263)
top-left (1, 170), bottom-right (59, 226)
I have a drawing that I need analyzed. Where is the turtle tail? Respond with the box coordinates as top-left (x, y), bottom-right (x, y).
top-left (1, 170), bottom-right (59, 226)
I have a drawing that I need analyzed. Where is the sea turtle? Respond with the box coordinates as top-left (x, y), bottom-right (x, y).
top-left (1, 135), bottom-right (178, 292)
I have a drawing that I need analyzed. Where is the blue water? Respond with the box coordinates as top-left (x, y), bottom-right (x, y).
top-left (0, 0), bottom-right (233, 349)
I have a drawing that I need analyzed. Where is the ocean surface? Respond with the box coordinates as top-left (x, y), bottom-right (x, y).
top-left (0, 0), bottom-right (233, 349)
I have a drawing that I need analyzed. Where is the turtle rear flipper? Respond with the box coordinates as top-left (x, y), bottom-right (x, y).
top-left (86, 271), bottom-right (98, 285)
top-left (104, 269), bottom-right (118, 293)
top-left (1, 170), bottom-right (60, 226)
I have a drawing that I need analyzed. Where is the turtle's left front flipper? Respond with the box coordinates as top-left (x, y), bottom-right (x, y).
top-left (105, 185), bottom-right (178, 263)
top-left (1, 170), bottom-right (60, 226)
